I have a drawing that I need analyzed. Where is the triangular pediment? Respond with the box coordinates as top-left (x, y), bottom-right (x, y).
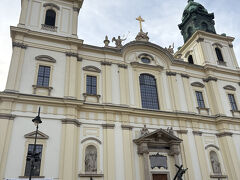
top-left (24, 130), bottom-right (49, 139)
top-left (134, 129), bottom-right (182, 145)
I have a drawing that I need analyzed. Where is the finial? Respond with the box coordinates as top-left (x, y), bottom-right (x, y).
top-left (103, 35), bottom-right (110, 47)
top-left (136, 16), bottom-right (145, 32)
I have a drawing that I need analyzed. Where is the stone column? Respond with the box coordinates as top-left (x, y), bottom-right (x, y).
top-left (122, 125), bottom-right (135, 180)
top-left (0, 114), bottom-right (15, 180)
top-left (119, 65), bottom-right (130, 105)
top-left (138, 143), bottom-right (150, 180)
top-left (59, 119), bottom-right (80, 180)
top-left (103, 124), bottom-right (115, 180)
top-left (192, 131), bottom-right (209, 179)
top-left (19, 0), bottom-right (29, 26)
top-left (6, 42), bottom-right (27, 92)
top-left (217, 132), bottom-right (240, 180)
top-left (72, 5), bottom-right (80, 36)
top-left (181, 74), bottom-right (194, 113)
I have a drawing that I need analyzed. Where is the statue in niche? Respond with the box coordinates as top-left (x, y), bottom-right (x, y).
top-left (210, 151), bottom-right (222, 174)
top-left (140, 124), bottom-right (149, 136)
top-left (85, 145), bottom-right (97, 173)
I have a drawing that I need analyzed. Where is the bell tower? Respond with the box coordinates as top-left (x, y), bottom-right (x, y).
top-left (18, 0), bottom-right (84, 37)
top-left (178, 0), bottom-right (216, 43)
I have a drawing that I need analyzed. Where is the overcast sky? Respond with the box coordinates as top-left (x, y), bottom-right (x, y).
top-left (0, 0), bottom-right (239, 91)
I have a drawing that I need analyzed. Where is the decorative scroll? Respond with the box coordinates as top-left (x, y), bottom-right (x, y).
top-left (149, 153), bottom-right (167, 169)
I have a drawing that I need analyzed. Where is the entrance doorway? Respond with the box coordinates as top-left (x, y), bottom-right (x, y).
top-left (152, 174), bottom-right (168, 180)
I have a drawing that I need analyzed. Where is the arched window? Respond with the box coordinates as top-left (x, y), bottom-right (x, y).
top-left (85, 145), bottom-right (97, 173)
top-left (215, 48), bottom-right (224, 62)
top-left (139, 74), bottom-right (159, 110)
top-left (210, 151), bottom-right (222, 174)
top-left (188, 55), bottom-right (194, 64)
top-left (45, 9), bottom-right (56, 26)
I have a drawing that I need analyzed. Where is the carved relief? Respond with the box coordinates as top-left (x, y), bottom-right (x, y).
top-left (85, 145), bottom-right (97, 173)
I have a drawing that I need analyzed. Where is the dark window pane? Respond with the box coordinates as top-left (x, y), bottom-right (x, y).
top-left (86, 75), bottom-right (97, 95)
top-left (45, 10), bottom-right (56, 26)
top-left (196, 91), bottom-right (205, 108)
top-left (215, 48), bottom-right (224, 62)
top-left (139, 74), bottom-right (159, 110)
top-left (141, 57), bottom-right (150, 64)
top-left (37, 66), bottom-right (50, 87)
top-left (188, 55), bottom-right (194, 64)
top-left (24, 144), bottom-right (43, 177)
top-left (228, 94), bottom-right (238, 111)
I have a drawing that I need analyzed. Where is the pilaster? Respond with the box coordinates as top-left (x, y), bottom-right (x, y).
top-left (0, 114), bottom-right (15, 180)
top-left (103, 124), bottom-right (115, 179)
top-left (72, 4), bottom-right (80, 36)
top-left (6, 42), bottom-right (27, 92)
top-left (217, 132), bottom-right (240, 180)
top-left (181, 74), bottom-right (194, 112)
top-left (59, 119), bottom-right (80, 180)
top-left (102, 62), bottom-right (112, 104)
top-left (119, 65), bottom-right (130, 105)
top-left (18, 0), bottom-right (28, 26)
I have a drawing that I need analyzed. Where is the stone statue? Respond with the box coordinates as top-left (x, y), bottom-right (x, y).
top-left (167, 127), bottom-right (174, 135)
top-left (103, 35), bottom-right (110, 47)
top-left (112, 36), bottom-right (126, 48)
top-left (173, 164), bottom-right (188, 180)
top-left (85, 146), bottom-right (97, 173)
top-left (140, 125), bottom-right (149, 136)
top-left (210, 151), bottom-right (221, 174)
top-left (165, 43), bottom-right (174, 54)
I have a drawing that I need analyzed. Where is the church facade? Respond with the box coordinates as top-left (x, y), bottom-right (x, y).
top-left (0, 0), bottom-right (240, 180)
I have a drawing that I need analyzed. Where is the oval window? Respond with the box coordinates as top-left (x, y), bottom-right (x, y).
top-left (141, 57), bottom-right (151, 64)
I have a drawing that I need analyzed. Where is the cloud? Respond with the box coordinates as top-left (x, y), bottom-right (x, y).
top-left (0, 0), bottom-right (239, 91)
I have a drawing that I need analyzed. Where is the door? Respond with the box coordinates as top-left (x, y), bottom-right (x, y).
top-left (152, 174), bottom-right (168, 180)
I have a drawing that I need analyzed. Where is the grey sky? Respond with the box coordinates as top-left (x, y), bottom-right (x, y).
top-left (0, 0), bottom-right (239, 91)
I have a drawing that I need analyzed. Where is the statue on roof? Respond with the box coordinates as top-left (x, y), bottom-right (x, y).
top-left (112, 36), bottom-right (126, 48)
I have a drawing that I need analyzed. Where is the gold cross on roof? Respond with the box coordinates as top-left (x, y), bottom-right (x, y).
top-left (136, 16), bottom-right (145, 32)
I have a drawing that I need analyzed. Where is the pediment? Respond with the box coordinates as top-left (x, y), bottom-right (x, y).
top-left (191, 82), bottom-right (205, 88)
top-left (134, 129), bottom-right (182, 145)
top-left (35, 55), bottom-right (56, 63)
top-left (83, 65), bottom-right (101, 73)
top-left (24, 130), bottom-right (49, 139)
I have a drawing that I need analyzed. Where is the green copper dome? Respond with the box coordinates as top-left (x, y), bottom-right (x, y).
top-left (179, 0), bottom-right (216, 43)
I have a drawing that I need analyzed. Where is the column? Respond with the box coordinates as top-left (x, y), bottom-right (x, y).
top-left (59, 119), bottom-right (80, 180)
top-left (19, 0), bottom-right (28, 26)
top-left (103, 124), bottom-right (115, 179)
top-left (156, 72), bottom-right (166, 111)
top-left (0, 114), bottom-right (14, 180)
top-left (76, 59), bottom-right (82, 100)
top-left (177, 130), bottom-right (195, 180)
top-left (102, 62), bottom-right (112, 103)
top-left (64, 52), bottom-right (78, 98)
top-left (217, 132), bottom-right (240, 180)
top-left (122, 125), bottom-right (135, 180)
top-left (72, 5), bottom-right (80, 36)
top-left (166, 72), bottom-right (180, 111)
top-left (119, 65), bottom-right (130, 105)
top-left (204, 77), bottom-right (224, 115)
top-left (6, 42), bottom-right (27, 92)
top-left (192, 131), bottom-right (209, 179)
top-left (181, 74), bottom-right (194, 112)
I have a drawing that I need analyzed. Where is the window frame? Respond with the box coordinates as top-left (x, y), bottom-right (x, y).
top-left (86, 75), bottom-right (97, 95)
top-left (195, 91), bottom-right (205, 108)
top-left (36, 65), bottom-right (51, 87)
top-left (42, 6), bottom-right (59, 31)
top-left (139, 73), bottom-right (160, 110)
top-left (228, 94), bottom-right (238, 111)
top-left (215, 47), bottom-right (224, 62)
top-left (44, 9), bottom-right (57, 27)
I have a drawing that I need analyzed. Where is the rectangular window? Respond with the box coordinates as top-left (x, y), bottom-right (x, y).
top-left (24, 144), bottom-right (43, 176)
top-left (195, 91), bottom-right (205, 108)
top-left (37, 65), bottom-right (50, 87)
top-left (228, 94), bottom-right (238, 111)
top-left (86, 75), bottom-right (97, 95)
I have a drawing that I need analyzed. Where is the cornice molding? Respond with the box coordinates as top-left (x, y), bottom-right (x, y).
top-left (66, 52), bottom-right (82, 61)
top-left (12, 42), bottom-right (27, 49)
top-left (101, 61), bottom-right (112, 66)
top-left (0, 113), bottom-right (16, 120)
top-left (81, 137), bottom-right (102, 144)
top-left (180, 73), bottom-right (190, 79)
top-left (102, 123), bottom-right (115, 129)
top-left (131, 62), bottom-right (164, 71)
top-left (203, 76), bottom-right (218, 82)
top-left (62, 118), bottom-right (81, 127)
top-left (118, 64), bottom-right (128, 69)
top-left (205, 144), bottom-right (220, 150)
top-left (216, 132), bottom-right (233, 137)
top-left (192, 131), bottom-right (203, 136)
top-left (121, 125), bottom-right (133, 130)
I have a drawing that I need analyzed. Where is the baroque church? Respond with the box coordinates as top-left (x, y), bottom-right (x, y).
top-left (0, 0), bottom-right (240, 180)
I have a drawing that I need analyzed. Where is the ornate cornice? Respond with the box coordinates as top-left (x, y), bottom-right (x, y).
top-left (43, 3), bottom-right (60, 10)
top-left (196, 37), bottom-right (204, 43)
top-left (192, 131), bottom-right (203, 136)
top-left (180, 73), bottom-right (190, 79)
top-left (62, 118), bottom-right (81, 127)
top-left (216, 132), bottom-right (233, 137)
top-left (121, 125), bottom-right (133, 130)
top-left (101, 61), bottom-right (112, 66)
top-left (203, 76), bottom-right (218, 82)
top-left (166, 71), bottom-right (177, 76)
top-left (102, 123), bottom-right (115, 129)
top-left (73, 7), bottom-right (80, 12)
top-left (12, 42), bottom-right (27, 49)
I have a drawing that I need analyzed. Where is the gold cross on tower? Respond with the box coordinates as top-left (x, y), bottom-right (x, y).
top-left (136, 16), bottom-right (145, 32)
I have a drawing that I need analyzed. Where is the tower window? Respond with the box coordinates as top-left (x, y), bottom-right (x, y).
top-left (188, 55), bottom-right (194, 64)
top-left (86, 75), bottom-right (97, 95)
top-left (139, 74), bottom-right (159, 110)
top-left (45, 9), bottom-right (56, 26)
top-left (195, 91), bottom-right (205, 108)
top-left (24, 144), bottom-right (43, 176)
top-left (215, 48), bottom-right (224, 62)
top-left (228, 94), bottom-right (238, 111)
top-left (37, 65), bottom-right (50, 87)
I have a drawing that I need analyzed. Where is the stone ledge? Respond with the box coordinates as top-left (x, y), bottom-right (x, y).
top-left (121, 125), bottom-right (133, 130)
top-left (79, 173), bottom-right (104, 177)
top-left (216, 132), bottom-right (233, 137)
top-left (102, 123), bottom-right (115, 129)
top-left (210, 174), bottom-right (228, 179)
